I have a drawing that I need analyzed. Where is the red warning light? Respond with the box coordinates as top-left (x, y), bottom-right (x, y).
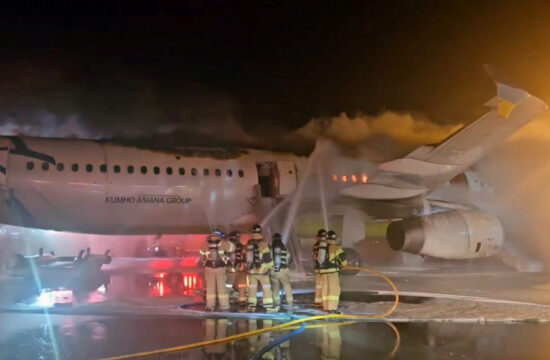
top-left (351, 175), bottom-right (357, 183)
top-left (332, 174), bottom-right (338, 182)
top-left (361, 174), bottom-right (368, 183)
top-left (341, 175), bottom-right (348, 183)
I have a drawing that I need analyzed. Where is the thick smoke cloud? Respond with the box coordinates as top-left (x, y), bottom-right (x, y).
top-left (287, 111), bottom-right (461, 160)
top-left (295, 111), bottom-right (460, 145)
top-left (475, 114), bottom-right (550, 269)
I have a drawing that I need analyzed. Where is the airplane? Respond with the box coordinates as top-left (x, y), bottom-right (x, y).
top-left (0, 68), bottom-right (545, 268)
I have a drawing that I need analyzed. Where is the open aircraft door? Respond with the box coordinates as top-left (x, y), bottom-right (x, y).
top-left (0, 138), bottom-right (11, 187)
top-left (256, 161), bottom-right (297, 198)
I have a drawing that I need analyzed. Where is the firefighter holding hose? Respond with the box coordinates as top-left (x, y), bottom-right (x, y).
top-left (316, 230), bottom-right (347, 313)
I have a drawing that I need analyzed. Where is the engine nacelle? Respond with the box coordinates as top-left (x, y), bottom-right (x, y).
top-left (386, 210), bottom-right (503, 259)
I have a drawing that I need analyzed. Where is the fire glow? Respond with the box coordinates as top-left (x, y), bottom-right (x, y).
top-left (332, 173), bottom-right (368, 183)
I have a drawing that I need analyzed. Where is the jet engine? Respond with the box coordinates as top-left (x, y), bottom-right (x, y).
top-left (386, 210), bottom-right (503, 259)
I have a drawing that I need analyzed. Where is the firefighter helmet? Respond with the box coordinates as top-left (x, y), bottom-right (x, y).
top-left (208, 234), bottom-right (220, 242)
top-left (212, 229), bottom-right (225, 239)
top-left (251, 224), bottom-right (262, 233)
top-left (327, 230), bottom-right (337, 240)
top-left (272, 233), bottom-right (282, 241)
top-left (317, 229), bottom-right (327, 238)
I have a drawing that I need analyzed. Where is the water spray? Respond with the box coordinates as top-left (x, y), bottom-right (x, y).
top-left (281, 139), bottom-right (329, 244)
top-left (317, 162), bottom-right (329, 230)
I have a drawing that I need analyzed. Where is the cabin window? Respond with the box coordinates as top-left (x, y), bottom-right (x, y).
top-left (86, 164), bottom-right (93, 172)
top-left (166, 167), bottom-right (173, 175)
top-left (113, 165), bottom-right (121, 173)
top-left (42, 163), bottom-right (49, 171)
top-left (127, 165), bottom-right (134, 174)
top-left (72, 163), bottom-right (79, 172)
top-left (215, 169), bottom-right (221, 177)
top-left (191, 168), bottom-right (197, 176)
top-left (179, 167), bottom-right (185, 175)
top-left (203, 168), bottom-right (209, 176)
top-left (238, 170), bottom-right (244, 178)
top-left (154, 166), bottom-right (160, 175)
top-left (100, 164), bottom-right (107, 173)
top-left (227, 169), bottom-right (233, 177)
top-left (141, 166), bottom-right (147, 174)
top-left (26, 161), bottom-right (34, 170)
top-left (57, 163), bottom-right (64, 171)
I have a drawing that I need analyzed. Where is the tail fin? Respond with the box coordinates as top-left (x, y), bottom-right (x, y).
top-left (484, 64), bottom-right (533, 119)
top-left (380, 66), bottom-right (547, 177)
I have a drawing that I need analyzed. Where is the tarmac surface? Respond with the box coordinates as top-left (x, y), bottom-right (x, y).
top-left (2, 259), bottom-right (550, 359)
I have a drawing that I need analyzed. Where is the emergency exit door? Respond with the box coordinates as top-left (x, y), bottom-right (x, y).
top-left (256, 161), bottom-right (297, 198)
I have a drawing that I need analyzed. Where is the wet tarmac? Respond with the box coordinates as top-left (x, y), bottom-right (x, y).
top-left (2, 312), bottom-right (550, 359)
top-left (2, 264), bottom-right (550, 359)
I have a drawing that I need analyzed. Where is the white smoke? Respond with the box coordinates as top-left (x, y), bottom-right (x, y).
top-left (0, 112), bottom-right (108, 139)
top-left (287, 111), bottom-right (461, 160)
top-left (475, 113), bottom-right (550, 268)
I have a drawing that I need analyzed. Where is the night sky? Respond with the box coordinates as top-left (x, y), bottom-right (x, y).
top-left (2, 1), bottom-right (550, 146)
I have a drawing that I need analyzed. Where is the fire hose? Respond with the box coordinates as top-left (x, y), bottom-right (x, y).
top-left (99, 265), bottom-right (400, 360)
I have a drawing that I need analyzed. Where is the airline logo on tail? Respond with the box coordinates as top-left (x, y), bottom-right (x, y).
top-left (496, 82), bottom-right (529, 119)
top-left (484, 65), bottom-right (531, 119)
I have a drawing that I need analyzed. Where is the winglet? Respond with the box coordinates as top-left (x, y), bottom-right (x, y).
top-left (484, 64), bottom-right (537, 118)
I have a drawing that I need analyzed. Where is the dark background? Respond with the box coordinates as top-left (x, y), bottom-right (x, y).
top-left (1, 1), bottom-right (550, 145)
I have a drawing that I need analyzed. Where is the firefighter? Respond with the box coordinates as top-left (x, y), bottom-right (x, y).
top-left (317, 230), bottom-right (347, 313)
top-left (200, 232), bottom-right (232, 311)
top-left (269, 233), bottom-right (293, 307)
top-left (312, 229), bottom-right (327, 307)
top-left (245, 224), bottom-right (275, 312)
top-left (228, 230), bottom-right (248, 305)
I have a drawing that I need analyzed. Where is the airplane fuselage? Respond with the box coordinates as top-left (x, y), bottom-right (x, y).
top-left (0, 137), bottom-right (307, 234)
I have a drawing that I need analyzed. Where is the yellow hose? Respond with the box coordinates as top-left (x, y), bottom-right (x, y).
top-left (99, 265), bottom-right (399, 360)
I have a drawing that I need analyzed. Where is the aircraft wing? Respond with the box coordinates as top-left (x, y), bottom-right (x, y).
top-left (342, 69), bottom-right (548, 200)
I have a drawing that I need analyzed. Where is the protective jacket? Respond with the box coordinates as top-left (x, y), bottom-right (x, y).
top-left (317, 240), bottom-right (347, 274)
top-left (200, 236), bottom-right (233, 268)
top-left (246, 234), bottom-right (273, 275)
top-left (312, 237), bottom-right (323, 273)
